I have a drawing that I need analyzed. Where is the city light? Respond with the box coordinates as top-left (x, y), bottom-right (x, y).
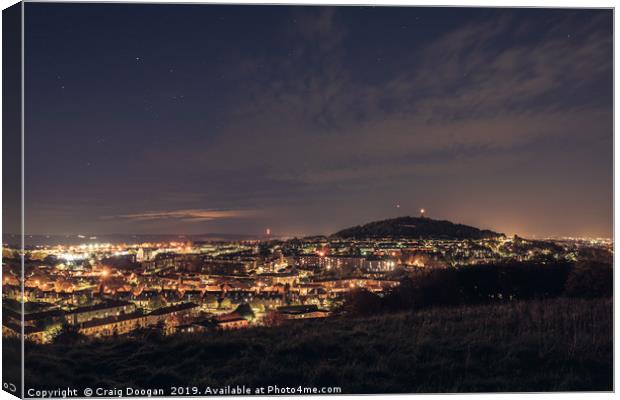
top-left (2, 217), bottom-right (612, 345)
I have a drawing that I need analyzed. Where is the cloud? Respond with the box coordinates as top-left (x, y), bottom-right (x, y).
top-left (142, 9), bottom-right (609, 191)
top-left (22, 7), bottom-right (612, 237)
top-left (106, 209), bottom-right (258, 222)
top-left (55, 8), bottom-right (609, 236)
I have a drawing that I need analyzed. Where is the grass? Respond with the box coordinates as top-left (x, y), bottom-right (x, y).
top-left (15, 297), bottom-right (613, 393)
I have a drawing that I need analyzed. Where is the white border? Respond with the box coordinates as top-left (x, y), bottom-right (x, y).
top-left (0, 1), bottom-right (615, 400)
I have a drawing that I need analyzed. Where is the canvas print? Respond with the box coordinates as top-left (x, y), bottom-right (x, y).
top-left (2, 2), bottom-right (613, 397)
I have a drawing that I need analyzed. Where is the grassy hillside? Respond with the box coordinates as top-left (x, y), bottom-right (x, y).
top-left (19, 297), bottom-right (612, 393)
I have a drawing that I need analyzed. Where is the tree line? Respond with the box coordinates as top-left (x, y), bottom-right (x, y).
top-left (342, 261), bottom-right (612, 316)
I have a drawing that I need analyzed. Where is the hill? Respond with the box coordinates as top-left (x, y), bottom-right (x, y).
top-left (332, 216), bottom-right (502, 239)
top-left (18, 297), bottom-right (612, 393)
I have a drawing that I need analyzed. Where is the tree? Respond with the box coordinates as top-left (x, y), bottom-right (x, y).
top-left (53, 323), bottom-right (85, 344)
top-left (565, 261), bottom-right (613, 298)
top-left (258, 243), bottom-right (272, 257)
top-left (203, 293), bottom-right (220, 310)
top-left (234, 303), bottom-right (256, 321)
top-left (148, 294), bottom-right (165, 310)
top-left (155, 320), bottom-right (167, 335)
top-left (218, 296), bottom-right (232, 310)
top-left (74, 292), bottom-right (91, 306)
top-left (249, 298), bottom-right (265, 313)
top-left (342, 288), bottom-right (382, 316)
top-left (43, 255), bottom-right (59, 266)
top-left (383, 276), bottom-right (416, 311)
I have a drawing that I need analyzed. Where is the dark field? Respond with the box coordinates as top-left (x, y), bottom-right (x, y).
top-left (19, 297), bottom-right (612, 394)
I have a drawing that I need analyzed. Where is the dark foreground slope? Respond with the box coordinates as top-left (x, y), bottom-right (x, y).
top-left (333, 216), bottom-right (502, 239)
top-left (19, 297), bottom-right (611, 394)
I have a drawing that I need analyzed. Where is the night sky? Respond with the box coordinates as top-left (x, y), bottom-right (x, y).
top-left (23, 4), bottom-right (612, 238)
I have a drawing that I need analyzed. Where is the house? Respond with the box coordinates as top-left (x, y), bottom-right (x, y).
top-left (65, 299), bottom-right (136, 325)
top-left (276, 304), bottom-right (330, 320)
top-left (180, 289), bottom-right (204, 304)
top-left (213, 313), bottom-right (249, 330)
top-left (174, 320), bottom-right (214, 334)
top-left (3, 307), bottom-right (66, 328)
top-left (131, 289), bottom-right (161, 309)
top-left (3, 322), bottom-right (49, 344)
top-left (79, 311), bottom-right (147, 337)
top-left (146, 302), bottom-right (199, 326)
